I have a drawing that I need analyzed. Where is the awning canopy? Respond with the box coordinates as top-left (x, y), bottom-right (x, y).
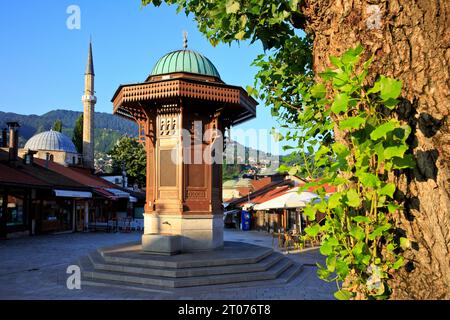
top-left (54, 190), bottom-right (92, 198)
top-left (93, 188), bottom-right (139, 203)
top-left (105, 188), bottom-right (130, 198)
top-left (254, 189), bottom-right (320, 211)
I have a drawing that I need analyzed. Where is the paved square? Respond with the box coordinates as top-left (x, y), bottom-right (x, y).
top-left (0, 230), bottom-right (335, 300)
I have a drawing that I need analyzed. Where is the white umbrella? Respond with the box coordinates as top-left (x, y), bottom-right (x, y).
top-left (253, 189), bottom-right (320, 210)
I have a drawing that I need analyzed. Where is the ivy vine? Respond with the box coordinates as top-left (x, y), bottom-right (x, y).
top-left (276, 45), bottom-right (415, 300)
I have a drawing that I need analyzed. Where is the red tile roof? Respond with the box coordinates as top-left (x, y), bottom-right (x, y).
top-left (238, 185), bottom-right (292, 207)
top-left (250, 177), bottom-right (272, 192)
top-left (34, 159), bottom-right (117, 189)
top-left (0, 163), bottom-right (48, 187)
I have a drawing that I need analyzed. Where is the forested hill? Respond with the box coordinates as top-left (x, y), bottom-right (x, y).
top-left (0, 109), bottom-right (138, 140)
top-left (0, 109), bottom-right (138, 153)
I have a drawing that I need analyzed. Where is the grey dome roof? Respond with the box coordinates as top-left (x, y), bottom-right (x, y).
top-left (25, 130), bottom-right (78, 153)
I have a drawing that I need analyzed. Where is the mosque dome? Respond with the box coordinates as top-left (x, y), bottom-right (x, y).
top-left (150, 50), bottom-right (221, 79)
top-left (25, 130), bottom-right (78, 153)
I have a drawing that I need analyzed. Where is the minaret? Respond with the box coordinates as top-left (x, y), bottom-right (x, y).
top-left (82, 40), bottom-right (96, 169)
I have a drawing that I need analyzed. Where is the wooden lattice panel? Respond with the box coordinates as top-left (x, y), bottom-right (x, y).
top-left (113, 79), bottom-right (255, 112)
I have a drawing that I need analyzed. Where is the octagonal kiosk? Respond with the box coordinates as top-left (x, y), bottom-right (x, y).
top-left (112, 48), bottom-right (257, 254)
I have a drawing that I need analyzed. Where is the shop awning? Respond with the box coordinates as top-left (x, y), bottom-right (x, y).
top-left (105, 188), bottom-right (130, 198)
top-left (254, 189), bottom-right (320, 210)
top-left (54, 190), bottom-right (92, 198)
top-left (93, 188), bottom-right (118, 200)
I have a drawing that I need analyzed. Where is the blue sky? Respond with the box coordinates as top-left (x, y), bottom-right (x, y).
top-left (0, 0), bottom-right (291, 154)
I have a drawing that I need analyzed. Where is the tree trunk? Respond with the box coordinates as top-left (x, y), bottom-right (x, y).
top-left (302, 0), bottom-right (450, 299)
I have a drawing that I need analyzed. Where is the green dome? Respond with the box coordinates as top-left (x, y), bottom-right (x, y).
top-left (151, 50), bottom-right (221, 79)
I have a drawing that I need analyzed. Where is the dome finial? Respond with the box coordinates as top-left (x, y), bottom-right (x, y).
top-left (183, 31), bottom-right (188, 49)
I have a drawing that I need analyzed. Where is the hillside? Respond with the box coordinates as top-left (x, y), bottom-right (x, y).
top-left (0, 109), bottom-right (138, 153)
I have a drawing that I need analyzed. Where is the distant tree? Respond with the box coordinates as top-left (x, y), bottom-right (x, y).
top-left (108, 136), bottom-right (146, 187)
top-left (52, 119), bottom-right (63, 132)
top-left (72, 114), bottom-right (83, 153)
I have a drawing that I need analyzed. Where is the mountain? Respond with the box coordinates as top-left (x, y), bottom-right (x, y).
top-left (0, 109), bottom-right (138, 152)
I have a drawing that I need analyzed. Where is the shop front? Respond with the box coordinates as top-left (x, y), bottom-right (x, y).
top-left (0, 188), bottom-right (30, 238)
top-left (33, 189), bottom-right (92, 234)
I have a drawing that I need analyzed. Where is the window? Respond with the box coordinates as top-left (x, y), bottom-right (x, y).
top-left (6, 195), bottom-right (24, 227)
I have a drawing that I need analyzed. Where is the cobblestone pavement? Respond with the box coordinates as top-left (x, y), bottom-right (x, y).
top-left (0, 230), bottom-right (335, 300)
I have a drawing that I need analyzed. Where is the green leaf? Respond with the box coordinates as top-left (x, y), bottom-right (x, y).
top-left (305, 224), bottom-right (320, 237)
top-left (334, 290), bottom-right (353, 300)
top-left (352, 241), bottom-right (366, 256)
top-left (388, 203), bottom-right (399, 213)
top-left (384, 145), bottom-right (408, 159)
top-left (384, 98), bottom-right (400, 109)
top-left (341, 44), bottom-right (364, 66)
top-left (331, 93), bottom-right (349, 114)
top-left (352, 216), bottom-right (371, 223)
top-left (346, 189), bottom-right (361, 208)
top-left (288, 166), bottom-right (298, 176)
top-left (400, 237), bottom-right (410, 250)
top-left (289, 0), bottom-right (300, 10)
top-left (332, 142), bottom-right (350, 158)
top-left (333, 69), bottom-right (350, 87)
top-left (235, 30), bottom-right (246, 40)
top-left (392, 154), bottom-right (415, 169)
top-left (335, 260), bottom-right (349, 278)
top-left (329, 56), bottom-right (343, 68)
top-left (303, 206), bottom-right (316, 220)
top-left (387, 243), bottom-right (395, 252)
top-left (327, 237), bottom-right (339, 246)
top-left (379, 183), bottom-right (396, 198)
top-left (326, 255), bottom-right (336, 272)
top-left (319, 69), bottom-right (337, 81)
top-left (361, 254), bottom-right (371, 265)
top-left (392, 256), bottom-right (404, 269)
top-left (225, 0), bottom-right (240, 14)
top-left (339, 116), bottom-right (366, 130)
top-left (320, 241), bottom-right (333, 255)
top-left (328, 192), bottom-right (342, 209)
top-left (349, 226), bottom-right (365, 241)
top-left (311, 83), bottom-right (327, 98)
top-left (369, 224), bottom-right (391, 240)
top-left (379, 76), bottom-right (402, 101)
top-left (370, 119), bottom-right (399, 140)
top-left (358, 172), bottom-right (380, 188)
top-left (367, 80), bottom-right (380, 95)
top-left (317, 267), bottom-right (332, 280)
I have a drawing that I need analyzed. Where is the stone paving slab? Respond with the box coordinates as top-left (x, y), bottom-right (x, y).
top-left (0, 230), bottom-right (335, 300)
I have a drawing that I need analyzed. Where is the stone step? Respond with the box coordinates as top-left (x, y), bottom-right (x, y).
top-left (88, 250), bottom-right (284, 278)
top-left (80, 263), bottom-right (305, 293)
top-left (276, 263), bottom-right (304, 283)
top-left (80, 255), bottom-right (294, 288)
top-left (99, 243), bottom-right (274, 269)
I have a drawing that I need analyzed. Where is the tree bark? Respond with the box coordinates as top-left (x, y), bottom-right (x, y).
top-left (302, 0), bottom-right (450, 299)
